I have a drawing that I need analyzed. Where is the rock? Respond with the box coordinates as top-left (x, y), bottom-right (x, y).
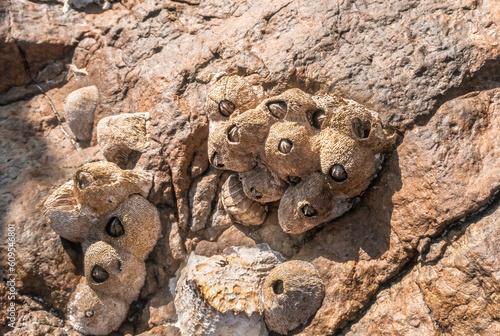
top-left (189, 168), bottom-right (221, 232)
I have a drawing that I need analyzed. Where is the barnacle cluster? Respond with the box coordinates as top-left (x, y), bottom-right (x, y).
top-left (207, 76), bottom-right (396, 233)
top-left (44, 161), bottom-right (161, 335)
top-left (174, 246), bottom-right (325, 335)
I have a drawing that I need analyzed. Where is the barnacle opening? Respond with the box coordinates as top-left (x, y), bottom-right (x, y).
top-left (330, 164), bottom-right (348, 183)
top-left (351, 117), bottom-right (372, 140)
top-left (76, 172), bottom-right (95, 190)
top-left (272, 279), bottom-right (284, 295)
top-left (309, 109), bottom-right (326, 129)
top-left (105, 217), bottom-right (125, 238)
top-left (84, 309), bottom-right (94, 318)
top-left (267, 101), bottom-right (287, 119)
top-left (301, 204), bottom-right (318, 218)
top-left (278, 139), bottom-right (293, 154)
top-left (91, 265), bottom-right (109, 283)
top-left (227, 125), bottom-right (240, 143)
top-left (211, 152), bottom-right (224, 168)
top-left (288, 176), bottom-right (302, 185)
top-left (250, 187), bottom-right (263, 199)
top-left (219, 100), bottom-right (235, 117)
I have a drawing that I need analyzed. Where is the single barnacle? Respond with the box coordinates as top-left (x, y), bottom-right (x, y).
top-left (221, 174), bottom-right (267, 226)
top-left (206, 76), bottom-right (264, 122)
top-left (350, 117), bottom-right (372, 140)
top-left (227, 124), bottom-right (240, 143)
top-left (91, 194), bottom-right (161, 259)
top-left (64, 86), bottom-right (99, 141)
top-left (67, 279), bottom-right (128, 336)
top-left (278, 139), bottom-right (293, 154)
top-left (278, 172), bottom-right (352, 234)
top-left (309, 109), bottom-right (326, 129)
top-left (43, 180), bottom-right (93, 242)
top-left (240, 163), bottom-right (287, 203)
top-left (330, 163), bottom-right (348, 182)
top-left (267, 101), bottom-right (287, 119)
top-left (84, 241), bottom-right (146, 302)
top-left (262, 260), bottom-right (325, 334)
top-left (73, 161), bottom-right (152, 215)
top-left (96, 112), bottom-right (149, 169)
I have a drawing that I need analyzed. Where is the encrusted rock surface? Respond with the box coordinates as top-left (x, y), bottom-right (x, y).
top-left (1, 0), bottom-right (500, 335)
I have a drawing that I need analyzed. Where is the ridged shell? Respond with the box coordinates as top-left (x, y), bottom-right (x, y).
top-left (96, 112), bottom-right (149, 169)
top-left (221, 174), bottom-right (268, 226)
top-left (262, 260), bottom-right (325, 334)
top-left (64, 86), bottom-right (99, 141)
top-left (174, 246), bottom-right (283, 336)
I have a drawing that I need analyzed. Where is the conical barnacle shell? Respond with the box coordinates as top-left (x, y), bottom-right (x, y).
top-left (64, 86), bottom-right (99, 141)
top-left (174, 246), bottom-right (283, 336)
top-left (96, 112), bottom-right (149, 169)
top-left (67, 278), bottom-right (128, 336)
top-left (262, 260), bottom-right (325, 334)
top-left (206, 75), bottom-right (264, 123)
top-left (278, 172), bottom-right (352, 234)
top-left (240, 163), bottom-right (287, 203)
top-left (83, 241), bottom-right (146, 302)
top-left (91, 194), bottom-right (161, 259)
top-left (73, 161), bottom-right (153, 215)
top-left (221, 174), bottom-right (268, 226)
top-left (43, 180), bottom-right (94, 242)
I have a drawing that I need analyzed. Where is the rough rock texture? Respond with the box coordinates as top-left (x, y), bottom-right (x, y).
top-left (1, 0), bottom-right (500, 335)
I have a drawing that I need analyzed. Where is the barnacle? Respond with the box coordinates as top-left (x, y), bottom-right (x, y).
top-left (64, 86), bottom-right (99, 141)
top-left (221, 174), bottom-right (268, 226)
top-left (96, 112), bottom-right (149, 169)
top-left (262, 260), bottom-right (325, 334)
top-left (206, 76), bottom-right (396, 234)
top-left (67, 279), bottom-right (128, 336)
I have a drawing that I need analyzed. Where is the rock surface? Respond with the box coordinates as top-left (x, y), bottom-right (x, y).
top-left (1, 0), bottom-right (500, 335)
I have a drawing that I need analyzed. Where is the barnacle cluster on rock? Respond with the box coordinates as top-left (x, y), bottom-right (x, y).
top-left (174, 246), bottom-right (325, 335)
top-left (207, 76), bottom-right (396, 233)
top-left (44, 161), bottom-right (161, 335)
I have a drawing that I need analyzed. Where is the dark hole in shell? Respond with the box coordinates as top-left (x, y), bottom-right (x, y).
top-left (288, 176), bottom-right (302, 185)
top-left (227, 125), bottom-right (240, 143)
top-left (91, 265), bottom-right (109, 283)
top-left (351, 117), bottom-right (371, 139)
top-left (219, 100), bottom-right (235, 117)
top-left (106, 217), bottom-right (125, 238)
top-left (250, 187), bottom-right (263, 199)
top-left (267, 101), bottom-right (287, 119)
top-left (272, 280), bottom-right (284, 295)
top-left (310, 109), bottom-right (326, 129)
top-left (330, 164), bottom-right (348, 182)
top-left (278, 139), bottom-right (293, 154)
top-left (301, 204), bottom-right (318, 218)
top-left (84, 309), bottom-right (94, 318)
top-left (77, 172), bottom-right (95, 190)
top-left (211, 152), bottom-right (224, 168)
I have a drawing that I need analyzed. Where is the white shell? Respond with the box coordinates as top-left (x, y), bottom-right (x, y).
top-left (174, 246), bottom-right (283, 336)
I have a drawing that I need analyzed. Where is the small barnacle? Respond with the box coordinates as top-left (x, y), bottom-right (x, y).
top-left (267, 101), bottom-right (287, 119)
top-left (67, 279), bottom-right (128, 336)
top-left (96, 112), bottom-right (149, 169)
top-left (221, 174), bottom-right (267, 226)
top-left (240, 163), bottom-right (287, 203)
top-left (210, 151), bottom-right (224, 168)
top-left (84, 241), bottom-right (146, 302)
top-left (278, 139), bottom-right (293, 154)
top-left (330, 164), bottom-right (348, 182)
top-left (288, 176), bottom-right (302, 185)
top-left (105, 217), bottom-right (125, 238)
top-left (262, 260), bottom-right (325, 334)
top-left (64, 85), bottom-right (99, 141)
top-left (219, 100), bottom-right (236, 117)
top-left (72, 161), bottom-right (153, 215)
top-left (250, 187), bottom-right (263, 200)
